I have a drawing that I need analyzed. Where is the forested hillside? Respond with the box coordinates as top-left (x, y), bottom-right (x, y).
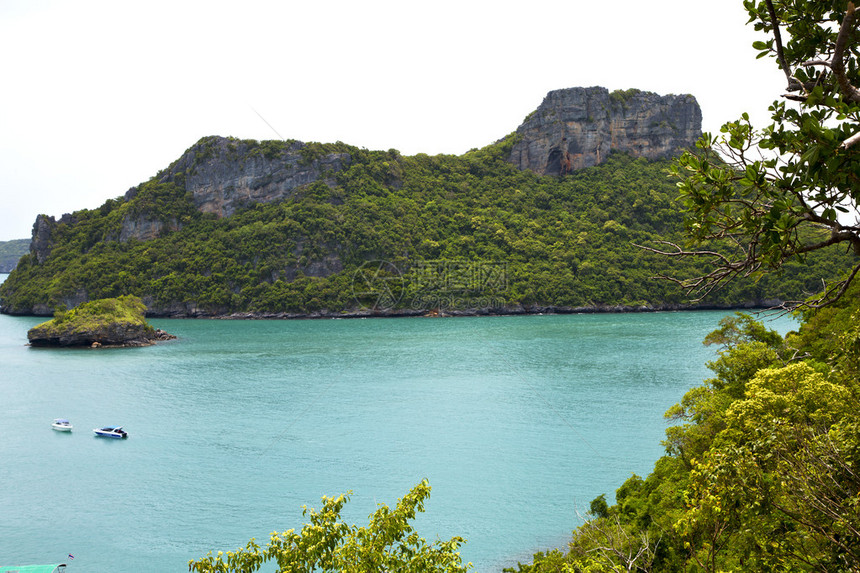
top-left (0, 133), bottom-right (851, 317)
top-left (0, 238), bottom-right (28, 272)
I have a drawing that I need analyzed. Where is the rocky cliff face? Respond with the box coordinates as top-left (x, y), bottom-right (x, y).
top-left (28, 213), bottom-right (82, 268)
top-left (27, 90), bottom-right (699, 250)
top-left (30, 214), bottom-right (57, 264)
top-left (510, 87), bottom-right (702, 175)
top-left (19, 136), bottom-right (352, 292)
top-left (158, 136), bottom-right (351, 219)
top-left (118, 214), bottom-right (177, 243)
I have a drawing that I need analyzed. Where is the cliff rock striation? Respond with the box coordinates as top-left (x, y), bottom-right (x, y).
top-left (155, 136), bottom-right (351, 219)
top-left (509, 87), bottom-right (702, 175)
top-left (30, 214), bottom-right (58, 264)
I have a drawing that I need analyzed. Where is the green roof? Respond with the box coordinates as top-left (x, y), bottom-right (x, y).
top-left (0, 566), bottom-right (66, 573)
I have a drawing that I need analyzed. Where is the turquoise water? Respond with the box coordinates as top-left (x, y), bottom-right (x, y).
top-left (0, 288), bottom-right (796, 572)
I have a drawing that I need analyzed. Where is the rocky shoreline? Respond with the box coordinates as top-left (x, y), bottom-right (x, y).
top-left (28, 324), bottom-right (177, 348)
top-left (86, 328), bottom-right (176, 348)
top-left (137, 300), bottom-right (785, 320)
top-left (25, 296), bottom-right (177, 348)
top-left (1, 291), bottom-right (786, 321)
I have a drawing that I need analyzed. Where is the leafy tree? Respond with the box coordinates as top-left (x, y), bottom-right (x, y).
top-left (510, 308), bottom-right (860, 572)
top-left (679, 362), bottom-right (860, 571)
top-left (188, 479), bottom-right (470, 573)
top-left (651, 0), bottom-right (860, 308)
top-left (701, 311), bottom-right (783, 349)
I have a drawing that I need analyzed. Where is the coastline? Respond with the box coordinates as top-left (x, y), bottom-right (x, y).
top-left (147, 300), bottom-right (786, 319)
top-left (0, 271), bottom-right (785, 318)
top-left (0, 300), bottom-right (786, 320)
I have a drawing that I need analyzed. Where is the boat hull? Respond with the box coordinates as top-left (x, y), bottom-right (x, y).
top-left (93, 427), bottom-right (128, 439)
top-left (51, 419), bottom-right (73, 432)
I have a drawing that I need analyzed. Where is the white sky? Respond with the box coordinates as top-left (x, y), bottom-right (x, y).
top-left (0, 0), bottom-right (786, 241)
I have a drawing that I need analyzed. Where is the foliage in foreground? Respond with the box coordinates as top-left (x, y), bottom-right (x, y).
top-left (507, 298), bottom-right (860, 572)
top-left (188, 479), bottom-right (470, 573)
top-left (656, 0), bottom-right (860, 307)
top-left (506, 3), bottom-right (860, 569)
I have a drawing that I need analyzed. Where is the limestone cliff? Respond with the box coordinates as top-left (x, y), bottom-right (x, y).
top-left (509, 87), bottom-right (702, 175)
top-left (19, 136), bottom-right (353, 299)
top-left (157, 136), bottom-right (351, 219)
top-left (30, 214), bottom-right (57, 264)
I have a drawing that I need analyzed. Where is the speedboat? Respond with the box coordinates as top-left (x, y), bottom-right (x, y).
top-left (93, 426), bottom-right (128, 439)
top-left (51, 418), bottom-right (73, 432)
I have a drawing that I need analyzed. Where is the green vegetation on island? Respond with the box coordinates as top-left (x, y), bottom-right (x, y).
top-left (27, 295), bottom-right (174, 347)
top-left (0, 238), bottom-right (29, 272)
top-left (0, 138), bottom-right (853, 316)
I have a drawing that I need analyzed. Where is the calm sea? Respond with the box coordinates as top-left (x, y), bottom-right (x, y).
top-left (0, 275), bottom-right (796, 572)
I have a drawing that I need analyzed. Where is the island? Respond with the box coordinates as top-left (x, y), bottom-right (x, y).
top-left (27, 295), bottom-right (175, 347)
top-left (0, 87), bottom-right (853, 318)
top-left (0, 238), bottom-right (29, 272)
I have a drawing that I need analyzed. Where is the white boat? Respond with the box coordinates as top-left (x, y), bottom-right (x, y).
top-left (51, 418), bottom-right (73, 432)
top-left (93, 426), bottom-right (128, 439)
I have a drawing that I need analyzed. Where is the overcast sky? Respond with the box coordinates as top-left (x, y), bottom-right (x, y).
top-left (0, 0), bottom-right (785, 241)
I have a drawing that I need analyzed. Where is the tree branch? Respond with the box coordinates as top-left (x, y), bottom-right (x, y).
top-left (783, 93), bottom-right (810, 102)
top-left (766, 0), bottom-right (803, 91)
top-left (637, 225), bottom-right (860, 308)
top-left (802, 59), bottom-right (832, 67)
top-left (831, 2), bottom-right (860, 103)
top-left (780, 261), bottom-right (860, 310)
top-left (840, 129), bottom-right (860, 149)
top-left (636, 240), bottom-right (764, 302)
top-left (633, 241), bottom-right (733, 265)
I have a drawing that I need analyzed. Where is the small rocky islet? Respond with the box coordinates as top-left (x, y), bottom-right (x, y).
top-left (27, 295), bottom-right (175, 347)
